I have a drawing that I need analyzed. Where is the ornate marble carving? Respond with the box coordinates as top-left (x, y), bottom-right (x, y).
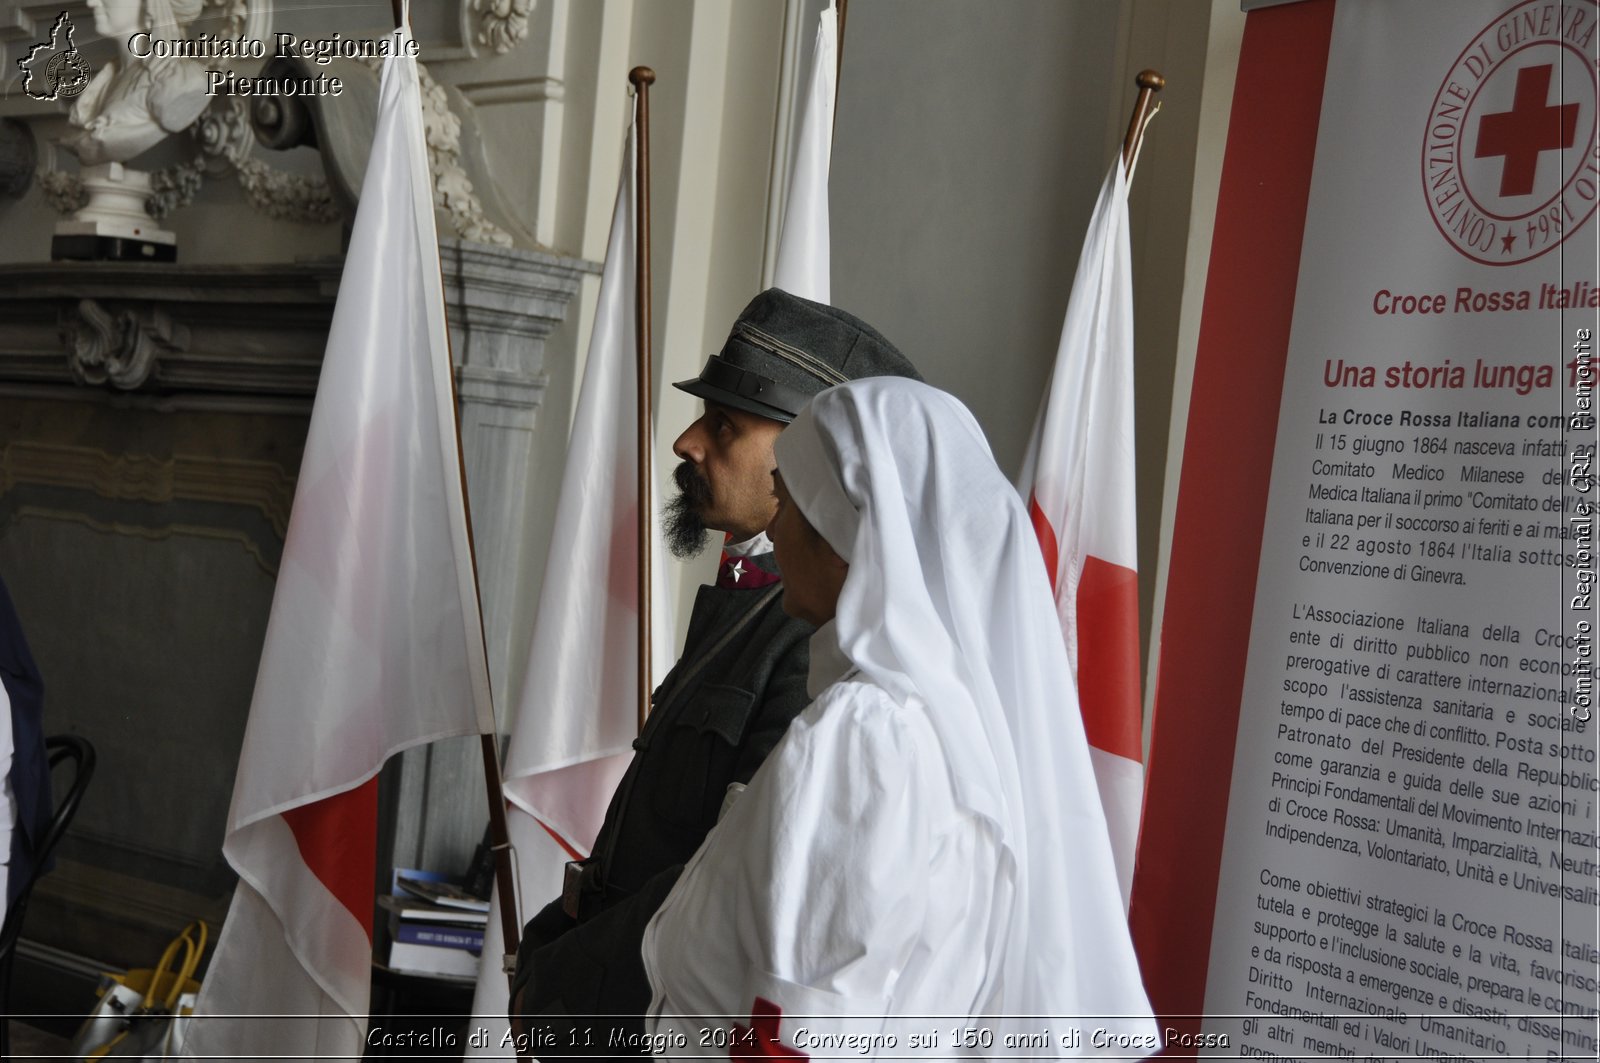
top-left (354, 54), bottom-right (514, 246)
top-left (61, 299), bottom-right (190, 389)
top-left (203, 0), bottom-right (251, 36)
top-left (36, 136), bottom-right (334, 237)
top-left (2, 262), bottom-right (340, 403)
top-left (60, 0), bottom-right (209, 169)
top-left (193, 96), bottom-right (255, 172)
top-left (419, 64), bottom-right (513, 246)
top-left (231, 53), bottom-right (521, 241)
top-left (233, 158), bottom-right (342, 224)
top-left (472, 0), bottom-right (533, 54)
top-left (195, 95), bottom-right (341, 224)
top-left (2, 245), bottom-right (588, 404)
top-left (146, 157), bottom-right (205, 220)
top-left (38, 169), bottom-right (88, 214)
top-left (40, 87), bottom-right (340, 229)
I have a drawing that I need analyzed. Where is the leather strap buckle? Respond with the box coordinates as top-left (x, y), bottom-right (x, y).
top-left (561, 860), bottom-right (585, 919)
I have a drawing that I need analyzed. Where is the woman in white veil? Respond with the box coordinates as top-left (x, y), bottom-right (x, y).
top-left (643, 378), bottom-right (1156, 1058)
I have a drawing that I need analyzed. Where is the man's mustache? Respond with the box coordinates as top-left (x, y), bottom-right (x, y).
top-left (673, 460), bottom-right (712, 508)
top-left (664, 460), bottom-right (713, 559)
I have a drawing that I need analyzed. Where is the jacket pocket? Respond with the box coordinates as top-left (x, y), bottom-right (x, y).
top-left (657, 683), bottom-right (755, 830)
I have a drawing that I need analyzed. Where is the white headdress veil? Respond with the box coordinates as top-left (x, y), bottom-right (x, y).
top-left (774, 377), bottom-right (1155, 1041)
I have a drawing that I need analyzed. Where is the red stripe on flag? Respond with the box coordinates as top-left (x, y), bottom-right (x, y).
top-left (283, 778), bottom-right (378, 938)
top-left (1075, 555), bottom-right (1142, 762)
top-left (1128, 0), bottom-right (1334, 1050)
top-left (536, 815), bottom-right (584, 863)
top-left (1026, 493), bottom-right (1060, 592)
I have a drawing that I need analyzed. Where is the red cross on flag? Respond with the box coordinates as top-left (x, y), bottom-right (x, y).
top-left (1016, 158), bottom-right (1143, 908)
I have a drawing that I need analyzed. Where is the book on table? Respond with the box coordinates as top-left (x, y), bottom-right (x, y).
top-left (378, 867), bottom-right (489, 977)
top-left (387, 939), bottom-right (479, 979)
top-left (396, 875), bottom-right (491, 912)
top-left (394, 921), bottom-right (485, 951)
top-left (378, 893), bottom-right (488, 927)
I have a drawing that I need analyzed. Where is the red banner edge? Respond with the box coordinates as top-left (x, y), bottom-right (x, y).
top-left (1128, 0), bottom-right (1338, 1053)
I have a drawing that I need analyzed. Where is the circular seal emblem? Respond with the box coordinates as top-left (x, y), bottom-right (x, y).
top-left (45, 48), bottom-right (92, 99)
top-left (1421, 0), bottom-right (1599, 266)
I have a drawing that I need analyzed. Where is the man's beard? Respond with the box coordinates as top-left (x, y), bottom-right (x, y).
top-left (664, 460), bottom-right (713, 559)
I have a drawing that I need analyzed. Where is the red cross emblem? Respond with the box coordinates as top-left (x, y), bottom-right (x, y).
top-left (1422, 6), bottom-right (1598, 267)
top-left (1475, 64), bottom-right (1579, 197)
top-left (731, 998), bottom-right (808, 1061)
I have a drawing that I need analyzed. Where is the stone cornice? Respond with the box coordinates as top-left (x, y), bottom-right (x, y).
top-left (0, 261), bottom-right (339, 400)
top-left (0, 243), bottom-right (596, 407)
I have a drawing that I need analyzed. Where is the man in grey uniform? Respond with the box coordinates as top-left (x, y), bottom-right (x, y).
top-left (510, 288), bottom-right (920, 1054)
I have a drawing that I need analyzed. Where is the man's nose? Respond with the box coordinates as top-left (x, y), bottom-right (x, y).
top-left (673, 421), bottom-right (705, 462)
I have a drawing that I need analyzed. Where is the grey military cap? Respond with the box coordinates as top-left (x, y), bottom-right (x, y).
top-left (673, 288), bottom-right (922, 423)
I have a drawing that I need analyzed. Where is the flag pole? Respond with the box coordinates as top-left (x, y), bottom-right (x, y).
top-left (832, 0), bottom-right (848, 140)
top-left (389, 0), bottom-right (525, 1001)
top-left (835, 0), bottom-right (848, 89)
top-left (1120, 69), bottom-right (1165, 178)
top-left (630, 66), bottom-right (656, 736)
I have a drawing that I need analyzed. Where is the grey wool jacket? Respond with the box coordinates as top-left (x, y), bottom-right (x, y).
top-left (511, 550), bottom-right (813, 1057)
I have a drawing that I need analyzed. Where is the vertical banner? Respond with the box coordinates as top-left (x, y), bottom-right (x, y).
top-left (1135, 1), bottom-right (1598, 1059)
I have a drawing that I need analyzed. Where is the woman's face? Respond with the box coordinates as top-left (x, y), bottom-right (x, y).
top-left (767, 470), bottom-right (848, 626)
top-left (88, 0), bottom-right (144, 37)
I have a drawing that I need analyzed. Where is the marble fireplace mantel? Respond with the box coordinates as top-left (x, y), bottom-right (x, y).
top-left (0, 240), bottom-right (593, 968)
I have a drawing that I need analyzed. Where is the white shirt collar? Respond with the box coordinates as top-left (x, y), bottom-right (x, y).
top-left (723, 531), bottom-right (773, 558)
top-left (807, 619), bottom-right (855, 699)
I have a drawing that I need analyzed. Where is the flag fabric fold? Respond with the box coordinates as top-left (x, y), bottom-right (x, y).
top-left (466, 104), bottom-right (677, 1054)
top-left (185, 22), bottom-right (494, 1058)
top-left (771, 1), bottom-right (836, 302)
top-left (1016, 159), bottom-right (1144, 907)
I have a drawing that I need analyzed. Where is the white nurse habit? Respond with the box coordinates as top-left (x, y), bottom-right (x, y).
top-left (642, 378), bottom-right (1157, 1058)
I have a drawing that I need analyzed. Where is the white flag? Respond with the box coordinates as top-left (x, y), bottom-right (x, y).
top-left (184, 21), bottom-right (494, 1058)
top-left (1016, 159), bottom-right (1144, 907)
top-left (465, 102), bottom-right (677, 1055)
top-left (771, 1), bottom-right (836, 301)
